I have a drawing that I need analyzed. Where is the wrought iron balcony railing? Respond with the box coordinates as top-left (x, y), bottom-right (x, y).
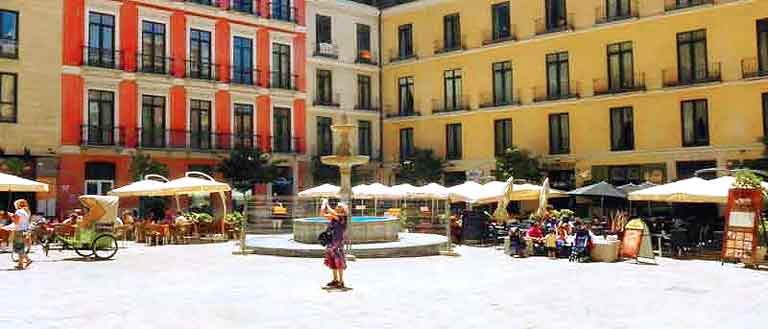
top-left (269, 71), bottom-right (298, 90)
top-left (662, 62), bottom-right (722, 87)
top-left (665, 0), bottom-right (714, 12)
top-left (533, 81), bottom-right (580, 102)
top-left (593, 73), bottom-right (646, 95)
top-left (534, 14), bottom-right (575, 35)
top-left (0, 38), bottom-right (18, 59)
top-left (741, 57), bottom-right (768, 79)
top-left (478, 90), bottom-right (522, 109)
top-left (313, 92), bottom-right (341, 107)
top-left (186, 60), bottom-right (219, 81)
top-left (482, 26), bottom-right (517, 46)
top-left (83, 46), bottom-right (123, 70)
top-left (80, 125), bottom-right (124, 147)
top-left (230, 66), bottom-right (264, 86)
top-left (313, 42), bottom-right (339, 59)
top-left (595, 1), bottom-right (639, 25)
top-left (137, 54), bottom-right (174, 75)
top-left (433, 35), bottom-right (466, 55)
top-left (432, 96), bottom-right (470, 114)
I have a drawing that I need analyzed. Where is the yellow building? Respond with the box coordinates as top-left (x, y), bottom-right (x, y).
top-left (379, 0), bottom-right (768, 189)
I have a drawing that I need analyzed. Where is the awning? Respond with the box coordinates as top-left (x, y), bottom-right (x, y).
top-left (0, 172), bottom-right (49, 192)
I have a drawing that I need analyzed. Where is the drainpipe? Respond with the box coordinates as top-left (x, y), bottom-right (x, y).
top-left (377, 6), bottom-right (384, 177)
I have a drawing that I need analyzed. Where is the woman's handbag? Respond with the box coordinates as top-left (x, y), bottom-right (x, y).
top-left (318, 228), bottom-right (333, 247)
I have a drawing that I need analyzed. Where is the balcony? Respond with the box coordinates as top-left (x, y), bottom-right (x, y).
top-left (482, 26), bottom-right (517, 46)
top-left (267, 2), bottom-right (299, 23)
top-left (229, 0), bottom-right (258, 15)
top-left (313, 92), bottom-right (341, 107)
top-left (80, 125), bottom-right (124, 147)
top-left (354, 103), bottom-right (380, 112)
top-left (595, 1), bottom-right (639, 25)
top-left (137, 54), bottom-right (174, 75)
top-left (384, 106), bottom-right (421, 119)
top-left (432, 96), bottom-right (470, 114)
top-left (313, 43), bottom-right (339, 59)
top-left (230, 66), bottom-right (264, 87)
top-left (388, 48), bottom-right (418, 63)
top-left (533, 81), bottom-right (580, 102)
top-left (593, 73), bottom-right (646, 95)
top-left (662, 62), bottom-right (722, 88)
top-left (137, 129), bottom-right (271, 152)
top-left (534, 14), bottom-right (575, 36)
top-left (187, 0), bottom-right (218, 6)
top-left (355, 50), bottom-right (377, 65)
top-left (269, 71), bottom-right (298, 90)
top-left (741, 57), bottom-right (768, 79)
top-left (478, 90), bottom-right (521, 109)
top-left (270, 135), bottom-right (303, 154)
top-left (665, 0), bottom-right (714, 12)
top-left (185, 60), bottom-right (219, 81)
top-left (0, 37), bottom-right (18, 59)
top-left (433, 36), bottom-right (466, 55)
top-left (83, 46), bottom-right (123, 70)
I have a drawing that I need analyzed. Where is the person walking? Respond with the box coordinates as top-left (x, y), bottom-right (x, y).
top-left (320, 200), bottom-right (349, 289)
top-left (10, 199), bottom-right (32, 269)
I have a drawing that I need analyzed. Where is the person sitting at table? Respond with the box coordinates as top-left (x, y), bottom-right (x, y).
top-left (159, 209), bottom-right (175, 225)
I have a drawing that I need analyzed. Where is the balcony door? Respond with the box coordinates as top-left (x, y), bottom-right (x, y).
top-left (758, 19), bottom-right (768, 73)
top-left (233, 36), bottom-right (254, 84)
top-left (546, 52), bottom-right (570, 98)
top-left (677, 30), bottom-right (708, 84)
top-left (545, 0), bottom-right (567, 30)
top-left (141, 95), bottom-right (165, 148)
top-left (273, 107), bottom-right (292, 152)
top-left (493, 61), bottom-right (513, 105)
top-left (87, 90), bottom-right (115, 145)
top-left (272, 43), bottom-right (291, 88)
top-left (443, 69), bottom-right (462, 110)
top-left (607, 41), bottom-right (634, 90)
top-left (234, 104), bottom-right (254, 148)
top-left (88, 12), bottom-right (116, 67)
top-left (141, 21), bottom-right (166, 73)
top-left (190, 29), bottom-right (212, 79)
top-left (190, 100), bottom-right (212, 149)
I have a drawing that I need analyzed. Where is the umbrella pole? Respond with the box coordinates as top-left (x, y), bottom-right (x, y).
top-left (601, 196), bottom-right (605, 217)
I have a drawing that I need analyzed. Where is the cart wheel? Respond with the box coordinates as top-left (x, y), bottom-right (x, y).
top-left (74, 244), bottom-right (94, 258)
top-left (93, 234), bottom-right (118, 260)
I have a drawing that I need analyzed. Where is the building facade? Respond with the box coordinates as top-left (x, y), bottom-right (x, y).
top-left (305, 0), bottom-right (382, 185)
top-left (0, 0), bottom-right (62, 215)
top-left (379, 0), bottom-right (768, 189)
top-left (59, 0), bottom-right (308, 211)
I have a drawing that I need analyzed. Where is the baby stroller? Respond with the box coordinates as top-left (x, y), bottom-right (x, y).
top-left (569, 230), bottom-right (591, 262)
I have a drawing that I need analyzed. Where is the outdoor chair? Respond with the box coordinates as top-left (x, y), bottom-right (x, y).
top-left (355, 205), bottom-right (367, 216)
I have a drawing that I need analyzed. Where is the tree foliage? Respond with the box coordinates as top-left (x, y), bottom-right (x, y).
top-left (217, 147), bottom-right (285, 192)
top-left (397, 148), bottom-right (447, 185)
top-left (493, 145), bottom-right (541, 182)
top-left (129, 152), bottom-right (169, 181)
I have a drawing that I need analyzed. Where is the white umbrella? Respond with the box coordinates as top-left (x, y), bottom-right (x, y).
top-left (536, 178), bottom-right (550, 216)
top-left (447, 181), bottom-right (485, 203)
top-left (415, 183), bottom-right (450, 200)
top-left (685, 176), bottom-right (768, 204)
top-left (108, 179), bottom-right (168, 197)
top-left (161, 176), bottom-right (231, 195)
top-left (628, 177), bottom-right (708, 203)
top-left (0, 172), bottom-right (49, 192)
top-left (391, 184), bottom-right (419, 199)
top-left (297, 184), bottom-right (340, 199)
top-left (352, 183), bottom-right (402, 215)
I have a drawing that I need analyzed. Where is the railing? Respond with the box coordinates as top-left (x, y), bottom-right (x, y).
top-left (432, 95), bottom-right (470, 114)
top-left (593, 73), bottom-right (646, 95)
top-left (433, 35), bottom-right (466, 54)
top-left (662, 62), bottom-right (722, 87)
top-left (388, 48), bottom-right (418, 63)
top-left (83, 46), bottom-right (123, 69)
top-left (534, 14), bottom-right (575, 35)
top-left (533, 81), bottom-right (580, 102)
top-left (313, 92), bottom-right (341, 107)
top-left (137, 54), bottom-right (174, 75)
top-left (269, 71), bottom-right (298, 90)
top-left (354, 104), bottom-right (380, 112)
top-left (137, 127), bottom-right (167, 149)
top-left (741, 57), bottom-right (768, 79)
top-left (142, 129), bottom-right (267, 151)
top-left (482, 25), bottom-right (517, 46)
top-left (270, 135), bottom-right (303, 153)
top-left (665, 0), bottom-right (714, 12)
top-left (267, 2), bottom-right (299, 23)
top-left (595, 1), bottom-right (639, 25)
top-left (230, 66), bottom-right (264, 86)
top-left (187, 0), bottom-right (218, 6)
top-left (355, 50), bottom-right (377, 65)
top-left (313, 42), bottom-right (339, 59)
top-left (384, 106), bottom-right (421, 119)
top-left (0, 38), bottom-right (18, 59)
top-left (229, 0), bottom-right (258, 15)
top-left (80, 125), bottom-right (124, 147)
top-left (186, 60), bottom-right (218, 81)
top-left (478, 90), bottom-right (522, 108)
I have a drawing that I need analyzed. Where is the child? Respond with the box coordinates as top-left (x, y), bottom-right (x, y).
top-left (508, 227), bottom-right (527, 258)
top-left (544, 229), bottom-right (558, 259)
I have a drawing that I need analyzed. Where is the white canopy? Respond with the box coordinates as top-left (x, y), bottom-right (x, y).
top-left (415, 183), bottom-right (450, 200)
top-left (108, 179), bottom-right (168, 197)
top-left (628, 177), bottom-right (709, 203)
top-left (469, 181), bottom-right (568, 204)
top-left (297, 184), bottom-right (340, 199)
top-left (160, 176), bottom-right (231, 195)
top-left (674, 176), bottom-right (768, 204)
top-left (447, 181), bottom-right (485, 203)
top-left (0, 172), bottom-right (49, 192)
top-left (390, 184), bottom-right (420, 199)
top-left (353, 183), bottom-right (402, 200)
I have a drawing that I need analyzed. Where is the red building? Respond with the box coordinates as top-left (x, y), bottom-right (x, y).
top-left (59, 0), bottom-right (308, 211)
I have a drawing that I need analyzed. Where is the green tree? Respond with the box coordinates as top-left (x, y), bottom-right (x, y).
top-left (129, 152), bottom-right (169, 181)
top-left (217, 147), bottom-right (285, 193)
top-left (397, 148), bottom-right (447, 185)
top-left (493, 145), bottom-right (541, 181)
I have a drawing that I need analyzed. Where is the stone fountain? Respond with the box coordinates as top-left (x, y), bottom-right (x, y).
top-left (320, 115), bottom-right (370, 203)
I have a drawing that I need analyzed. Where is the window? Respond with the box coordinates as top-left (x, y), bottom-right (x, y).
top-left (87, 90), bottom-right (115, 145)
top-left (0, 72), bottom-right (16, 123)
top-left (316, 15), bottom-right (332, 45)
top-left (606, 0), bottom-right (631, 20)
top-left (398, 76), bottom-right (415, 115)
top-left (358, 120), bottom-right (372, 156)
top-left (189, 0), bottom-right (215, 5)
top-left (610, 107), bottom-right (634, 151)
top-left (140, 21), bottom-right (166, 74)
top-left (763, 93), bottom-right (768, 137)
top-left (677, 30), bottom-right (708, 84)
top-left (231, 0), bottom-right (254, 13)
top-left (273, 107), bottom-right (292, 152)
top-left (758, 19), bottom-right (768, 74)
top-left (681, 99), bottom-right (709, 147)
top-left (549, 113), bottom-right (570, 154)
top-left (271, 0), bottom-right (293, 22)
top-left (317, 116), bottom-right (333, 156)
top-left (272, 43), bottom-right (292, 89)
top-left (356, 24), bottom-right (371, 60)
top-left (545, 0), bottom-right (567, 30)
top-left (141, 95), bottom-right (165, 148)
top-left (676, 160), bottom-right (717, 180)
top-left (443, 69), bottom-right (463, 111)
top-left (85, 162), bottom-right (115, 196)
top-left (546, 52), bottom-right (570, 98)
top-left (357, 75), bottom-right (372, 110)
top-left (234, 104), bottom-right (254, 148)
top-left (446, 124), bottom-right (462, 160)
top-left (492, 2), bottom-right (511, 41)
top-left (232, 36), bottom-right (254, 85)
top-left (87, 12), bottom-right (116, 67)
top-left (190, 100), bottom-right (212, 149)
top-left (315, 70), bottom-right (333, 105)
top-left (494, 119), bottom-right (512, 156)
top-left (0, 10), bottom-right (18, 58)
top-left (189, 29), bottom-right (213, 79)
top-left (398, 24), bottom-right (414, 59)
top-left (607, 42), bottom-right (634, 91)
top-left (399, 128), bottom-right (414, 160)
top-left (493, 61), bottom-right (513, 106)
top-left (443, 14), bottom-right (461, 51)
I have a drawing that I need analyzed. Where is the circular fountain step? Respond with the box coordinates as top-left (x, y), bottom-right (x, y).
top-left (240, 233), bottom-right (448, 258)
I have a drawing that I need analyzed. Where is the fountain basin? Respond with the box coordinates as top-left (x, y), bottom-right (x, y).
top-left (293, 216), bottom-right (400, 244)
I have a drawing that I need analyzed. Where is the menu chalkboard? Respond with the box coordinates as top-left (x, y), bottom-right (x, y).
top-left (722, 189), bottom-right (762, 262)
